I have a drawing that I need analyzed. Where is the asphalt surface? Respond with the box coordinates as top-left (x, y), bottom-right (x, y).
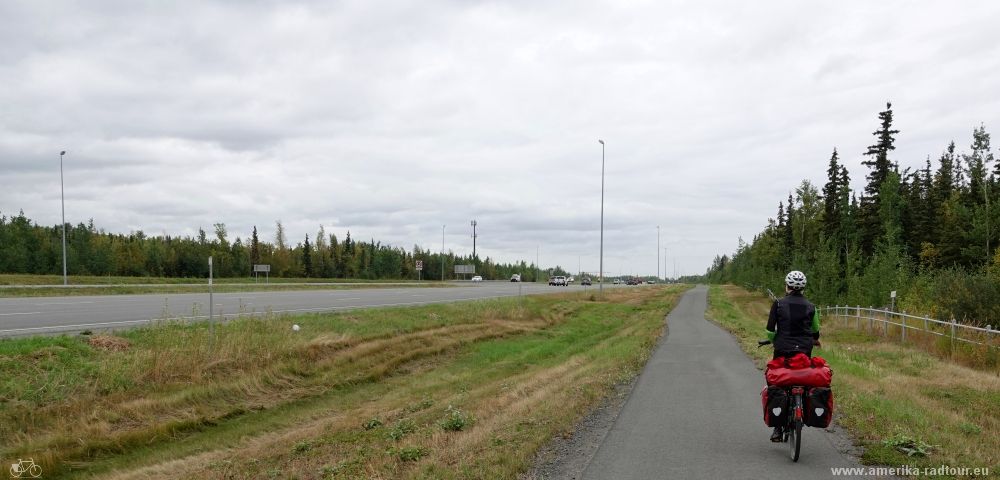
top-left (581, 285), bottom-right (869, 480)
top-left (0, 282), bottom-right (612, 337)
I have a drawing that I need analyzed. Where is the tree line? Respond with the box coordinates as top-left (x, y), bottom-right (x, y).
top-left (0, 216), bottom-right (542, 282)
top-left (705, 103), bottom-right (1000, 327)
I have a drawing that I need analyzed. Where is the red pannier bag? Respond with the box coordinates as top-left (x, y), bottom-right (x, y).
top-left (766, 357), bottom-right (786, 370)
top-left (811, 356), bottom-right (828, 368)
top-left (786, 353), bottom-right (811, 369)
top-left (766, 365), bottom-right (832, 387)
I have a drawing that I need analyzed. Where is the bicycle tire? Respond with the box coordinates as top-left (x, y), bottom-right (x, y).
top-left (28, 464), bottom-right (42, 478)
top-left (789, 419), bottom-right (802, 462)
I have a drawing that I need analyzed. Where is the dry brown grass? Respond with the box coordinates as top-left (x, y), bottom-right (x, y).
top-left (86, 334), bottom-right (131, 351)
top-left (4, 286), bottom-right (685, 479)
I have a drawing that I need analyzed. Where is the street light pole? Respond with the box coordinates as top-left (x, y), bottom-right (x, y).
top-left (60, 151), bottom-right (67, 286)
top-left (598, 139), bottom-right (605, 296)
top-left (441, 225), bottom-right (446, 281)
top-left (657, 225), bottom-right (660, 281)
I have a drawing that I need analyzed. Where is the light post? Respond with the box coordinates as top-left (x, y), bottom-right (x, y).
top-left (60, 150), bottom-right (67, 286)
top-left (598, 139), bottom-right (605, 296)
top-left (657, 225), bottom-right (660, 281)
top-left (441, 225), bottom-right (446, 281)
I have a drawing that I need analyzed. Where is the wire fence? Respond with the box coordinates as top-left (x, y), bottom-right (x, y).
top-left (819, 305), bottom-right (999, 355)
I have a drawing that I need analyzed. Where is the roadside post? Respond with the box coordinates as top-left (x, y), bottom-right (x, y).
top-left (890, 290), bottom-right (896, 312)
top-left (416, 260), bottom-right (423, 281)
top-left (209, 256), bottom-right (214, 340)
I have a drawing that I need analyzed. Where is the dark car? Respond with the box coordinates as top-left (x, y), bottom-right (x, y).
top-left (581, 277), bottom-right (592, 286)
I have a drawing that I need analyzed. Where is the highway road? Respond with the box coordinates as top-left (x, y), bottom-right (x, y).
top-left (581, 286), bottom-right (870, 480)
top-left (0, 282), bottom-right (610, 337)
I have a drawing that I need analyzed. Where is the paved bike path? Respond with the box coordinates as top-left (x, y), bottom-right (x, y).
top-left (582, 285), bottom-right (869, 479)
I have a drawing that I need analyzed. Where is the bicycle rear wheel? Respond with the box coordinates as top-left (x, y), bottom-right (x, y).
top-left (789, 419), bottom-right (802, 462)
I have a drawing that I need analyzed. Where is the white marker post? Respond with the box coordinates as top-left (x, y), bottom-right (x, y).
top-left (890, 290), bottom-right (896, 312)
top-left (209, 256), bottom-right (214, 339)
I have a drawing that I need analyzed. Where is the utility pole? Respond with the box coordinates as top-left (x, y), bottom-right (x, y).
top-left (471, 220), bottom-right (478, 261)
top-left (657, 225), bottom-right (660, 281)
top-left (441, 225), bottom-right (446, 281)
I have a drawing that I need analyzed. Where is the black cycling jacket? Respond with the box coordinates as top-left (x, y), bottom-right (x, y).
top-left (766, 291), bottom-right (820, 356)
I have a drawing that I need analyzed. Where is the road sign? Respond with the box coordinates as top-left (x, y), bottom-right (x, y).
top-left (253, 264), bottom-right (271, 272)
top-left (416, 260), bottom-right (423, 271)
top-left (890, 290), bottom-right (896, 298)
top-left (455, 264), bottom-right (475, 274)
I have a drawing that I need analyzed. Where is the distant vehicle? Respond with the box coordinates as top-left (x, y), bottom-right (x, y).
top-left (646, 280), bottom-right (656, 284)
top-left (567, 276), bottom-right (575, 284)
top-left (510, 274), bottom-right (521, 282)
top-left (581, 277), bottom-right (592, 286)
top-left (626, 278), bottom-right (641, 285)
top-left (471, 275), bottom-right (483, 282)
top-left (613, 278), bottom-right (622, 285)
top-left (548, 275), bottom-right (567, 286)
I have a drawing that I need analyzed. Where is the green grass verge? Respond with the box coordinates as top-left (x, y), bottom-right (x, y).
top-left (706, 285), bottom-right (998, 478)
top-left (1, 286), bottom-right (687, 479)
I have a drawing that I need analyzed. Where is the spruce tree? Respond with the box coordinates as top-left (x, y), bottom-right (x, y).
top-left (302, 234), bottom-right (313, 277)
top-left (822, 148), bottom-right (842, 238)
top-left (859, 102), bottom-right (900, 255)
top-left (250, 226), bottom-right (260, 268)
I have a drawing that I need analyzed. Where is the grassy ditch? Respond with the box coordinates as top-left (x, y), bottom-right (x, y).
top-left (707, 285), bottom-right (998, 476)
top-left (1, 285), bottom-right (686, 479)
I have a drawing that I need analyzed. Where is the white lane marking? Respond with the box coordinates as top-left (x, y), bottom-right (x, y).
top-left (0, 312), bottom-right (42, 316)
top-left (33, 301), bottom-right (96, 306)
top-left (1, 319), bottom-right (151, 333)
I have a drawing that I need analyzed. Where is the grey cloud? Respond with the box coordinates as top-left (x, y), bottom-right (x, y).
top-left (3, 1), bottom-right (1000, 276)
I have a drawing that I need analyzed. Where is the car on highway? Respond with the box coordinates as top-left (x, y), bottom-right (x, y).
top-left (471, 275), bottom-right (483, 282)
top-left (581, 277), bottom-right (592, 286)
top-left (613, 278), bottom-right (622, 285)
top-left (548, 275), bottom-right (567, 286)
top-left (510, 274), bottom-right (521, 282)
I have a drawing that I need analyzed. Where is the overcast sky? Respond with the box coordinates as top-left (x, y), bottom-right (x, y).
top-left (3, 1), bottom-right (1000, 278)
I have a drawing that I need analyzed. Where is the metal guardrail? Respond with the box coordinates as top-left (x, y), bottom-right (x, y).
top-left (819, 305), bottom-right (998, 350)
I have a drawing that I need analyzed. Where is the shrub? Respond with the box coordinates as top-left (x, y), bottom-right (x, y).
top-left (388, 419), bottom-right (416, 441)
top-left (439, 405), bottom-right (471, 432)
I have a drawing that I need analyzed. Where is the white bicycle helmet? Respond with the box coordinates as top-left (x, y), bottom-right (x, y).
top-left (785, 270), bottom-right (807, 290)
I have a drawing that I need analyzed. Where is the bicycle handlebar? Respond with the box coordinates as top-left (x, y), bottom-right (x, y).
top-left (757, 339), bottom-right (772, 347)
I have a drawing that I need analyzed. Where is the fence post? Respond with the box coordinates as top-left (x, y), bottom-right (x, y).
top-left (950, 317), bottom-right (957, 360)
top-left (901, 311), bottom-right (906, 343)
top-left (857, 306), bottom-right (861, 330)
top-left (924, 316), bottom-right (929, 333)
top-left (869, 306), bottom-right (874, 333)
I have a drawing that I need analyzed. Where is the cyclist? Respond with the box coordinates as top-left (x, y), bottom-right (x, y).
top-left (765, 270), bottom-right (820, 442)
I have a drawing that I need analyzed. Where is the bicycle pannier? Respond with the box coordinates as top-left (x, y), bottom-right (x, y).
top-left (804, 387), bottom-right (834, 428)
top-left (765, 365), bottom-right (832, 387)
top-left (761, 386), bottom-right (788, 427)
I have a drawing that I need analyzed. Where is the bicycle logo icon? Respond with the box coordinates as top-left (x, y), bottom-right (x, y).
top-left (9, 459), bottom-right (41, 478)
